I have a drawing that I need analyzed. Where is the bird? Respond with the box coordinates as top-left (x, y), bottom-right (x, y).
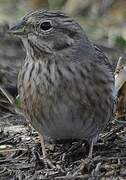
top-left (9, 10), bottom-right (114, 158)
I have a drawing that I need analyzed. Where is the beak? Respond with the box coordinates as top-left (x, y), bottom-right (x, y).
top-left (8, 20), bottom-right (26, 35)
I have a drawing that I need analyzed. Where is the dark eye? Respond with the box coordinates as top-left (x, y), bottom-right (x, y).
top-left (40, 21), bottom-right (52, 31)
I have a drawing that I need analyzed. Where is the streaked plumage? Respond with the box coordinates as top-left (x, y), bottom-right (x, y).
top-left (9, 10), bottom-right (114, 143)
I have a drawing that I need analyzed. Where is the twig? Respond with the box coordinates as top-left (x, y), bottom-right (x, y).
top-left (0, 113), bottom-right (12, 121)
top-left (0, 86), bottom-right (14, 104)
top-left (0, 148), bottom-right (27, 154)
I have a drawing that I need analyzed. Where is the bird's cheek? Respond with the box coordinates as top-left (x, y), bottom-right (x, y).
top-left (52, 36), bottom-right (74, 51)
top-left (28, 33), bottom-right (37, 42)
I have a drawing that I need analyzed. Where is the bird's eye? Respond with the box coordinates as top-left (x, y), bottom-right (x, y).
top-left (40, 21), bottom-right (52, 31)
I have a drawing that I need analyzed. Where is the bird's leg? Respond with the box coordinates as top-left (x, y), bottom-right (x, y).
top-left (79, 140), bottom-right (94, 174)
top-left (39, 133), bottom-right (56, 169)
top-left (88, 140), bottom-right (94, 159)
top-left (39, 133), bottom-right (46, 159)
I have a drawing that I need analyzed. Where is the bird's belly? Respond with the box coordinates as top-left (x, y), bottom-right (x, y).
top-left (20, 80), bottom-right (105, 141)
top-left (31, 98), bottom-right (99, 141)
top-left (19, 60), bottom-right (112, 142)
top-left (41, 117), bottom-right (97, 141)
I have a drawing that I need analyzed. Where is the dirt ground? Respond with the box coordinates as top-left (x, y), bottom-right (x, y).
top-left (0, 24), bottom-right (126, 180)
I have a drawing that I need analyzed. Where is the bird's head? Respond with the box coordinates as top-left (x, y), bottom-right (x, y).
top-left (9, 10), bottom-right (88, 59)
top-left (9, 10), bottom-right (96, 62)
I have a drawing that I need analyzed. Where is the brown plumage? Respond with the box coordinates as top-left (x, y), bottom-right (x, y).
top-left (9, 10), bottom-right (114, 144)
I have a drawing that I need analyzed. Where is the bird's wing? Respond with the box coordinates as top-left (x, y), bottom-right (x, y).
top-left (94, 44), bottom-right (114, 73)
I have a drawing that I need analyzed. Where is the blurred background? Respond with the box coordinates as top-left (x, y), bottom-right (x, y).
top-left (0, 0), bottom-right (126, 44)
top-left (0, 0), bottom-right (126, 92)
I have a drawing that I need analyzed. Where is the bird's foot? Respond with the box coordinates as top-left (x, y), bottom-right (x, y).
top-left (31, 146), bottom-right (56, 169)
top-left (42, 156), bottom-right (56, 169)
